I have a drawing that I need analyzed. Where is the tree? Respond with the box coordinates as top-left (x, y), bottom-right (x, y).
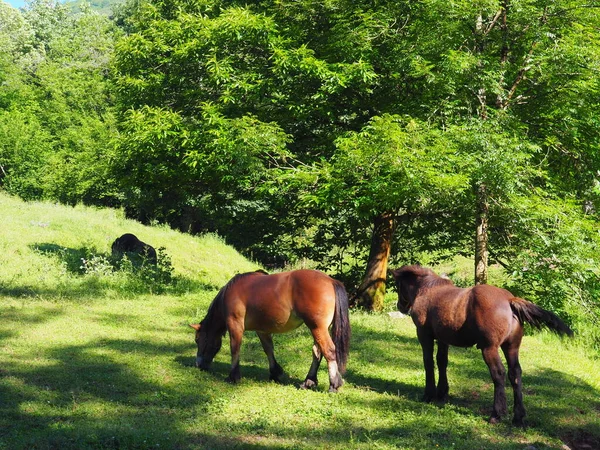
top-left (111, 0), bottom-right (377, 235)
top-left (396, 1), bottom-right (600, 284)
top-left (111, 0), bottom-right (600, 319)
top-left (0, 2), bottom-right (46, 197)
top-left (0, 0), bottom-right (119, 204)
top-left (321, 116), bottom-right (468, 309)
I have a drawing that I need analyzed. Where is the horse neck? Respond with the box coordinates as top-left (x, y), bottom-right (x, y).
top-left (203, 288), bottom-right (227, 331)
top-left (419, 274), bottom-right (454, 292)
top-left (203, 271), bottom-right (264, 330)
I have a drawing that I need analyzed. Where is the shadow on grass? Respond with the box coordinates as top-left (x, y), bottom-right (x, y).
top-left (1, 309), bottom-right (598, 449)
top-left (344, 322), bottom-right (424, 394)
top-left (347, 322), bottom-right (600, 449)
top-left (179, 381), bottom-right (598, 450)
top-left (0, 306), bottom-right (65, 325)
top-left (0, 307), bottom-right (65, 343)
top-left (525, 368), bottom-right (600, 449)
top-left (182, 359), bottom-right (308, 388)
top-left (174, 341), bottom-right (313, 389)
top-left (175, 321), bottom-right (477, 400)
top-left (34, 243), bottom-right (92, 275)
top-left (0, 338), bottom-right (210, 449)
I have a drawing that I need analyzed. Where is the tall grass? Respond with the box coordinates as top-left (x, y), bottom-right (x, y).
top-left (1, 193), bottom-right (599, 449)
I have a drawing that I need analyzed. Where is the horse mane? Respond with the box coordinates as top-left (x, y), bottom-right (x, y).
top-left (398, 265), bottom-right (454, 289)
top-left (202, 270), bottom-right (268, 328)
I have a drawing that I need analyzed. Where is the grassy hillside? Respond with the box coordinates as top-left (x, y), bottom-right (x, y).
top-left (1, 192), bottom-right (599, 449)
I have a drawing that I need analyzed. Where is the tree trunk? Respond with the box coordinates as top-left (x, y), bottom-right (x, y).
top-left (473, 11), bottom-right (491, 286)
top-left (475, 183), bottom-right (489, 285)
top-left (354, 211), bottom-right (395, 311)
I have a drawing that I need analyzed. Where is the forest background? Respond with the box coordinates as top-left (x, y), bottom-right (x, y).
top-left (1, 0), bottom-right (600, 348)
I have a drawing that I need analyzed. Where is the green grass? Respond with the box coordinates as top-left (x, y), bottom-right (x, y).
top-left (1, 192), bottom-right (599, 449)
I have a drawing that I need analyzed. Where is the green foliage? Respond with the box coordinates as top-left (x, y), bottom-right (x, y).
top-left (65, 0), bottom-right (125, 16)
top-left (0, 0), bottom-right (119, 205)
top-left (0, 110), bottom-right (51, 199)
top-left (124, 1), bottom-right (598, 335)
top-left (502, 196), bottom-right (600, 346)
top-left (79, 246), bottom-right (175, 293)
top-left (327, 115), bottom-right (469, 217)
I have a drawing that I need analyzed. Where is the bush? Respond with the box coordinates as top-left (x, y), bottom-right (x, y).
top-left (80, 247), bottom-right (175, 295)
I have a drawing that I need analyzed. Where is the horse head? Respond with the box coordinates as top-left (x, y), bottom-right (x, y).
top-left (391, 265), bottom-right (429, 313)
top-left (189, 322), bottom-right (224, 370)
top-left (392, 265), bottom-right (454, 313)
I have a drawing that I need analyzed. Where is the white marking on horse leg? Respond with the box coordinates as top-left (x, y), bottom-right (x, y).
top-left (327, 359), bottom-right (343, 392)
top-left (327, 360), bottom-right (339, 381)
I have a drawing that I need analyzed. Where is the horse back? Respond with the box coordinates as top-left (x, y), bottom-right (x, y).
top-left (224, 270), bottom-right (337, 333)
top-left (416, 284), bottom-right (519, 348)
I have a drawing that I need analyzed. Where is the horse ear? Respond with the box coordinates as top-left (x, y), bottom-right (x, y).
top-left (189, 323), bottom-right (201, 331)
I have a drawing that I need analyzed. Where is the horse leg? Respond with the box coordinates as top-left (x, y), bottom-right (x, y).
top-left (417, 329), bottom-right (436, 402)
top-left (310, 327), bottom-right (343, 393)
top-left (436, 342), bottom-right (449, 401)
top-left (482, 346), bottom-right (507, 423)
top-left (226, 320), bottom-right (244, 384)
top-left (257, 332), bottom-right (284, 383)
top-left (299, 343), bottom-right (322, 390)
top-left (502, 343), bottom-right (525, 427)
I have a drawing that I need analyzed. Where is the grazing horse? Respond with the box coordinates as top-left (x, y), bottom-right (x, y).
top-left (190, 269), bottom-right (351, 392)
top-left (392, 265), bottom-right (573, 426)
top-left (111, 233), bottom-right (157, 265)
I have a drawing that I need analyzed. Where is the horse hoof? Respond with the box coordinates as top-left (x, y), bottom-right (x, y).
top-left (225, 376), bottom-right (240, 384)
top-left (488, 416), bottom-right (501, 424)
top-left (328, 386), bottom-right (339, 393)
top-left (269, 366), bottom-right (285, 383)
top-left (512, 417), bottom-right (526, 428)
top-left (299, 379), bottom-right (317, 390)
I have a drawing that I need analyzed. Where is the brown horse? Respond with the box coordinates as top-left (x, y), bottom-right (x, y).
top-left (190, 269), bottom-right (350, 392)
top-left (392, 265), bottom-right (573, 426)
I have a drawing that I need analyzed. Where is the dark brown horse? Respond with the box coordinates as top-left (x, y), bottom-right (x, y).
top-left (190, 269), bottom-right (350, 392)
top-left (111, 233), bottom-right (157, 265)
top-left (392, 265), bottom-right (573, 426)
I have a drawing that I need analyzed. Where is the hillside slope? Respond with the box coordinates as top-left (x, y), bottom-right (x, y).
top-left (0, 191), bottom-right (258, 298)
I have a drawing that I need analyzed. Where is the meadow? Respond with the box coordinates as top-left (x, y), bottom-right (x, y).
top-left (0, 192), bottom-right (598, 449)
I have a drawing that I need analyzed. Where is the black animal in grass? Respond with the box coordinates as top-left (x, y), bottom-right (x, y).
top-left (111, 233), bottom-right (157, 265)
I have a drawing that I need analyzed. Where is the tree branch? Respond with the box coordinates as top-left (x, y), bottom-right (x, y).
top-left (484, 8), bottom-right (504, 36)
top-left (501, 42), bottom-right (538, 109)
top-left (489, 249), bottom-right (510, 269)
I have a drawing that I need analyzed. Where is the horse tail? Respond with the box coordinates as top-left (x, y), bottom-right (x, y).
top-left (509, 297), bottom-right (573, 337)
top-left (331, 280), bottom-right (351, 374)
